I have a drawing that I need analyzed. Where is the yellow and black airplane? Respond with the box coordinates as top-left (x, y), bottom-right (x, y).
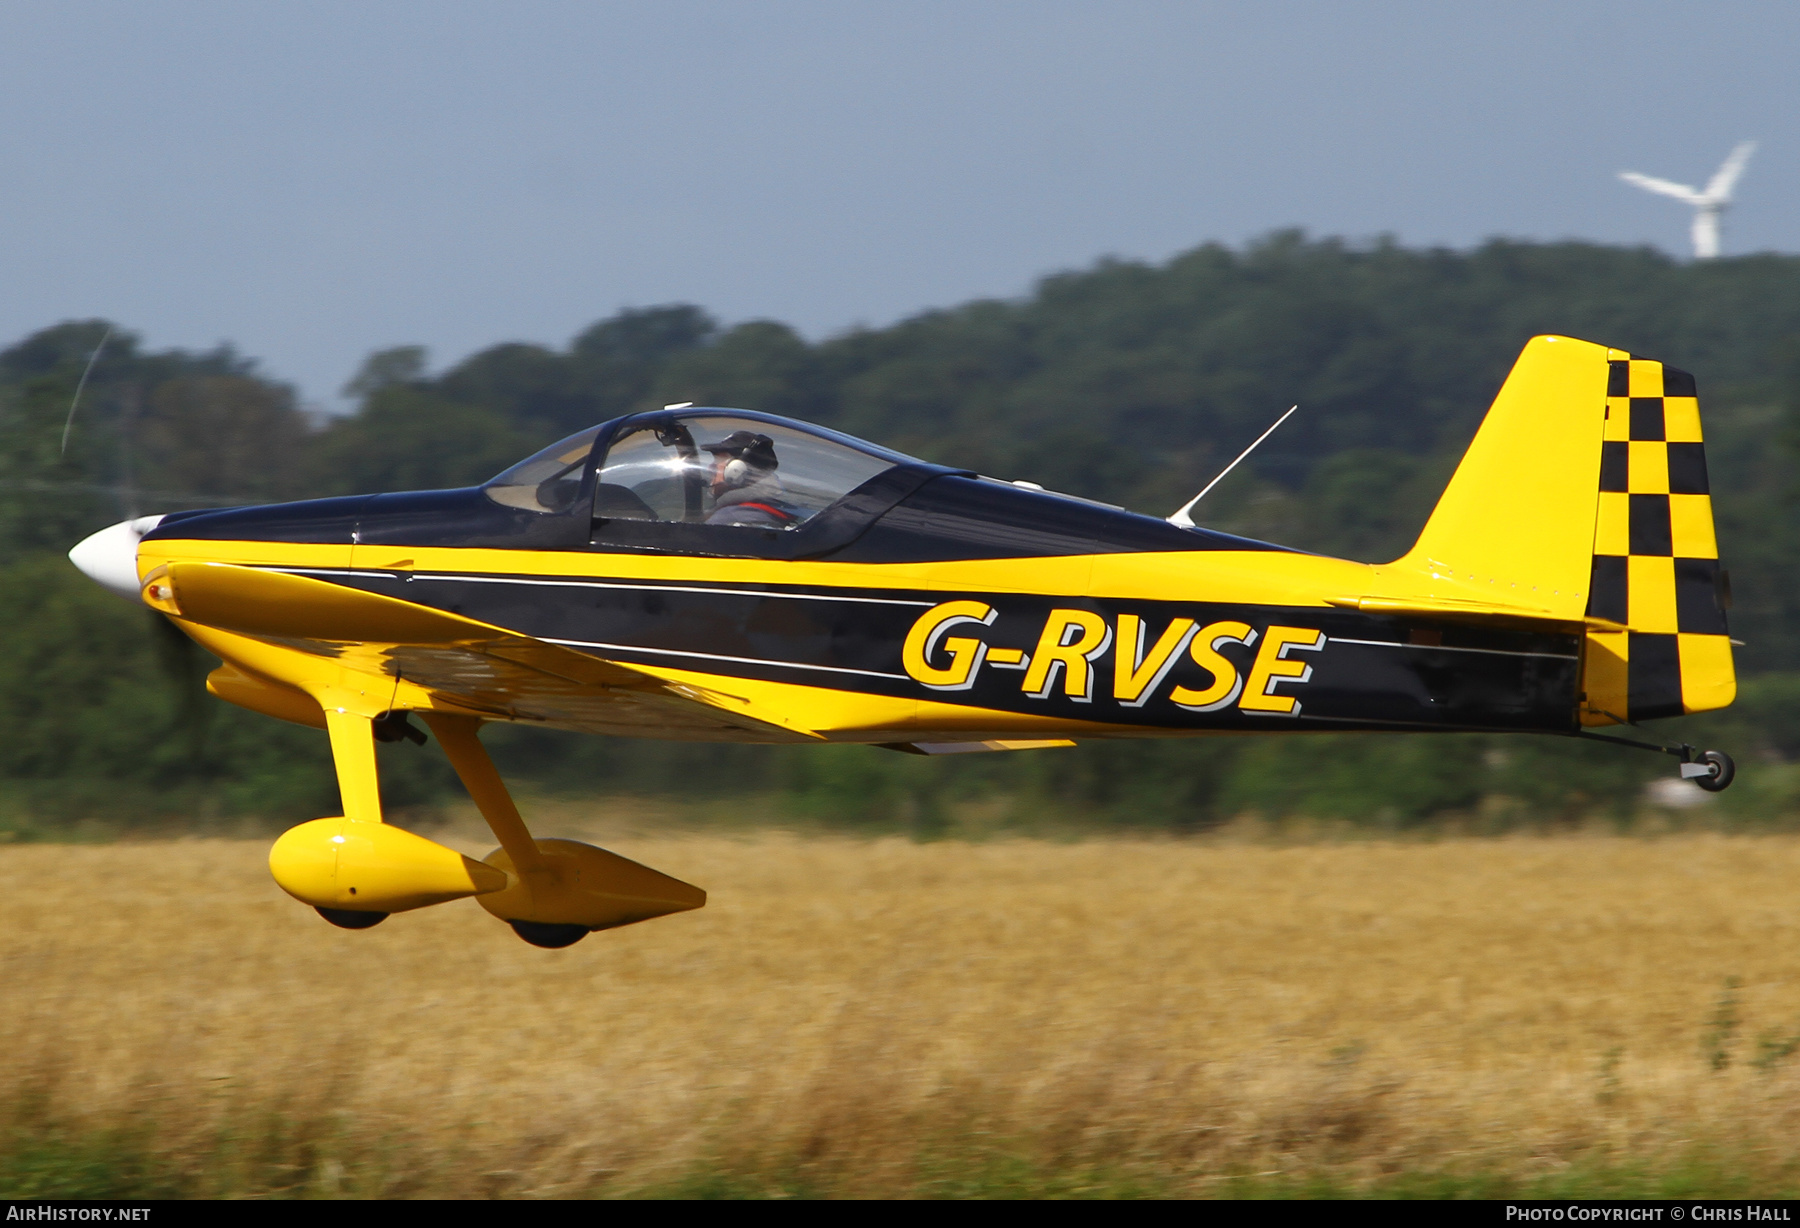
top-left (67, 335), bottom-right (1737, 947)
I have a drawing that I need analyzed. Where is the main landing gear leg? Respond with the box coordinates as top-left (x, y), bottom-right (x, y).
top-left (270, 699), bottom-right (509, 928)
top-left (317, 706), bottom-right (391, 928)
top-left (421, 714), bottom-right (588, 949)
top-left (1573, 729), bottom-right (1735, 793)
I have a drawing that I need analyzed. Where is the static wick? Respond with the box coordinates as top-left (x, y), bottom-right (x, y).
top-left (1166, 405), bottom-right (1297, 528)
top-left (59, 326), bottom-right (113, 458)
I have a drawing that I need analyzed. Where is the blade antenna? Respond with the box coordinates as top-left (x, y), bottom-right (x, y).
top-left (59, 325), bottom-right (112, 457)
top-left (1167, 405), bottom-right (1297, 528)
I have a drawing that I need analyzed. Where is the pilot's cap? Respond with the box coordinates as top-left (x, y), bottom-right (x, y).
top-left (701, 430), bottom-right (778, 471)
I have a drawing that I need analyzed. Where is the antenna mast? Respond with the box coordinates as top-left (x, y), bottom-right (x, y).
top-left (1167, 405), bottom-right (1297, 528)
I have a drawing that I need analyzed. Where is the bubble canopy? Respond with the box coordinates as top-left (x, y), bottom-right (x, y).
top-left (484, 408), bottom-right (920, 527)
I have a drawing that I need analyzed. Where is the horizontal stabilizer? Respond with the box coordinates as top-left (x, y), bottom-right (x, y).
top-left (878, 739), bottom-right (1076, 755)
top-left (1327, 594), bottom-right (1563, 623)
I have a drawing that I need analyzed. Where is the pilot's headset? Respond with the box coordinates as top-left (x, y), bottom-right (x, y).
top-left (708, 432), bottom-right (778, 488)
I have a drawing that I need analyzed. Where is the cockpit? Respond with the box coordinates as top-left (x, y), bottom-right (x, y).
top-left (484, 408), bottom-right (916, 530)
top-left (459, 403), bottom-right (1271, 564)
top-left (142, 405), bottom-right (1277, 564)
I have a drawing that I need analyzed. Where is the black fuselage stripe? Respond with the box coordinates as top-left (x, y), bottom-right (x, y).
top-left (411, 572), bottom-right (938, 607)
top-left (265, 565), bottom-right (938, 607)
top-left (260, 566), bottom-right (369, 578)
top-left (546, 637), bottom-right (911, 681)
top-left (1327, 636), bottom-right (1579, 661)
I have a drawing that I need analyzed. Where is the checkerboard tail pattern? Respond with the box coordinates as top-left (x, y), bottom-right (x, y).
top-left (1580, 352), bottom-right (1734, 725)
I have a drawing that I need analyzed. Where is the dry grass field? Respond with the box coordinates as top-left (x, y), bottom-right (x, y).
top-left (6, 820), bottom-right (1800, 1197)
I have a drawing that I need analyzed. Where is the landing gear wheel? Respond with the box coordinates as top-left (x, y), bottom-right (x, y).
top-left (1694, 749), bottom-right (1735, 793)
top-left (317, 907), bottom-right (388, 929)
top-left (509, 920), bottom-right (588, 948)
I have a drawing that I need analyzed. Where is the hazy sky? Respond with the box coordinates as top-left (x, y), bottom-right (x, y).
top-left (0, 1), bottom-right (1794, 406)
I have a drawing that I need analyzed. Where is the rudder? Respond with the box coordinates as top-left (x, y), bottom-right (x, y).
top-left (1580, 351), bottom-right (1733, 725)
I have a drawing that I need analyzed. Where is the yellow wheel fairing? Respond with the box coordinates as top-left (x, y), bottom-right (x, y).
top-left (269, 817), bottom-right (509, 913)
top-left (475, 837), bottom-right (705, 932)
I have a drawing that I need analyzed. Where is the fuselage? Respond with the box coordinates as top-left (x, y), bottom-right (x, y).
top-left (117, 406), bottom-right (1583, 744)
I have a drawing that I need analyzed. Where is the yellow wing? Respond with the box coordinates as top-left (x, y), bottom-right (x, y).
top-left (146, 561), bottom-right (824, 742)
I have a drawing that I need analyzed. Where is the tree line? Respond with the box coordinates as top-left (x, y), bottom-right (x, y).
top-left (6, 231), bottom-right (1800, 834)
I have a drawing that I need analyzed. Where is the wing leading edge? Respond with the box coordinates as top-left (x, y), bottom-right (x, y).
top-left (147, 561), bottom-right (824, 742)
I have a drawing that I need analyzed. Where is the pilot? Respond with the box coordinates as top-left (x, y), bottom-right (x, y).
top-left (701, 431), bottom-right (800, 528)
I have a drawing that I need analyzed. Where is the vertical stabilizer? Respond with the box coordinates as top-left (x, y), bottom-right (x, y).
top-left (1398, 336), bottom-right (1611, 621)
top-left (1397, 335), bottom-right (1734, 725)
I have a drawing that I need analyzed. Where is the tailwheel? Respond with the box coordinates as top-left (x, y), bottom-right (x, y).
top-left (316, 907), bottom-right (389, 929)
top-left (509, 919), bottom-right (588, 948)
top-left (1690, 749), bottom-right (1736, 793)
